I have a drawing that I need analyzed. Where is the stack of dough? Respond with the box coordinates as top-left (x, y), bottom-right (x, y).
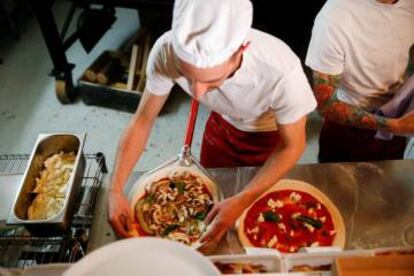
top-left (27, 151), bottom-right (76, 220)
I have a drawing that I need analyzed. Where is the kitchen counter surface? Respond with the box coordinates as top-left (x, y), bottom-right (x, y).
top-left (88, 160), bottom-right (414, 254)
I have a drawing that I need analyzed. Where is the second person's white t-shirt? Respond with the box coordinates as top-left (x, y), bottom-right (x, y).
top-left (306, 0), bottom-right (414, 111)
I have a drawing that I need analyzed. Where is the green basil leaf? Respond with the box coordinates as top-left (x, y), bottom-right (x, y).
top-left (263, 211), bottom-right (280, 223)
top-left (296, 215), bottom-right (323, 229)
top-left (144, 193), bottom-right (154, 204)
top-left (162, 224), bottom-right (179, 236)
top-left (194, 211), bottom-right (207, 221)
top-left (174, 181), bottom-right (186, 194)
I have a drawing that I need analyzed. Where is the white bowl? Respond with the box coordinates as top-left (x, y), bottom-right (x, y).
top-left (63, 237), bottom-right (220, 276)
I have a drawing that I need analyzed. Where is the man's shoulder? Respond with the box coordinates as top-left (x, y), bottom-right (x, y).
top-left (147, 30), bottom-right (175, 67)
top-left (249, 29), bottom-right (290, 50)
top-left (152, 30), bottom-right (173, 53)
top-left (248, 29), bottom-right (300, 73)
top-left (316, 0), bottom-right (360, 26)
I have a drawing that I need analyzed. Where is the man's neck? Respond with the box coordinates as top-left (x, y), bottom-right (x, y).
top-left (227, 53), bottom-right (244, 80)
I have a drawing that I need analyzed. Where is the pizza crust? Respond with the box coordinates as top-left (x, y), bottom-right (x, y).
top-left (128, 165), bottom-right (222, 247)
top-left (237, 179), bottom-right (346, 250)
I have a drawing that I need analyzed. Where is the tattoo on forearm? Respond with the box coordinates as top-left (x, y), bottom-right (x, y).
top-left (312, 71), bottom-right (389, 130)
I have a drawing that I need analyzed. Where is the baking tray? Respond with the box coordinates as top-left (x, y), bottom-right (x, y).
top-left (0, 153), bottom-right (107, 269)
top-left (6, 133), bottom-right (86, 236)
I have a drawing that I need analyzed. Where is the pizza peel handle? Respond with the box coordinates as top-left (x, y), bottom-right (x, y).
top-left (178, 99), bottom-right (200, 166)
top-left (184, 99), bottom-right (200, 148)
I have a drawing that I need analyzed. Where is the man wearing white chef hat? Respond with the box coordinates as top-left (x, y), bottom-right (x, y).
top-left (108, 0), bottom-right (317, 244)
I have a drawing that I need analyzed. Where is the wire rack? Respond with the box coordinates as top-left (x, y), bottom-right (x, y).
top-left (0, 153), bottom-right (107, 268)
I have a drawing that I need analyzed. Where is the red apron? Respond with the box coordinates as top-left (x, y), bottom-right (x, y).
top-left (200, 112), bottom-right (280, 168)
top-left (318, 120), bottom-right (407, 163)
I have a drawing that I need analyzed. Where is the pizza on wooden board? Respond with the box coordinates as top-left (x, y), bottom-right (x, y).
top-left (237, 179), bottom-right (345, 253)
top-left (129, 167), bottom-right (220, 247)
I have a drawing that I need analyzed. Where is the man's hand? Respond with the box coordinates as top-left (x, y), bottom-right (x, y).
top-left (389, 111), bottom-right (414, 134)
top-left (107, 191), bottom-right (136, 238)
top-left (199, 116), bottom-right (308, 246)
top-left (200, 194), bottom-right (249, 245)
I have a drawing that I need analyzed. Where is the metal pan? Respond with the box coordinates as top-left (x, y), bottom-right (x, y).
top-left (6, 133), bottom-right (86, 236)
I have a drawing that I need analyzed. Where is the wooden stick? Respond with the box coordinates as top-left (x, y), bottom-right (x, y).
top-left (84, 51), bottom-right (110, 82)
top-left (96, 57), bottom-right (122, 85)
top-left (127, 45), bottom-right (139, 91)
top-left (136, 34), bottom-right (152, 92)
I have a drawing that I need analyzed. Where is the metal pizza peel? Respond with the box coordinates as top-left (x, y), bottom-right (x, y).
top-left (131, 99), bottom-right (221, 191)
top-left (128, 99), bottom-right (223, 248)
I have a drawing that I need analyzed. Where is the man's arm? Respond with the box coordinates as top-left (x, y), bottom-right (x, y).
top-left (201, 116), bottom-right (307, 244)
top-left (313, 71), bottom-right (392, 130)
top-left (312, 70), bottom-right (414, 134)
top-left (108, 90), bottom-right (169, 237)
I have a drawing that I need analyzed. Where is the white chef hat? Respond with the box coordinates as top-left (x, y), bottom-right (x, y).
top-left (172, 0), bottom-right (253, 68)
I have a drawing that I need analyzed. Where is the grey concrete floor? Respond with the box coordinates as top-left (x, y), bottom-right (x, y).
top-left (0, 1), bottom-right (411, 175)
top-left (0, 5), bottom-right (212, 171)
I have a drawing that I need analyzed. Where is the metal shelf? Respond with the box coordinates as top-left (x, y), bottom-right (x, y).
top-left (0, 153), bottom-right (107, 268)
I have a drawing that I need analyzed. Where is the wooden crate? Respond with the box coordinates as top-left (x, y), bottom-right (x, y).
top-left (79, 30), bottom-right (152, 112)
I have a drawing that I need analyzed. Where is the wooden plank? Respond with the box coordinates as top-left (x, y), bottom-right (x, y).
top-left (127, 45), bottom-right (139, 91)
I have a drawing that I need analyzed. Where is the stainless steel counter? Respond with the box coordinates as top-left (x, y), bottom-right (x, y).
top-left (88, 160), bottom-right (414, 254)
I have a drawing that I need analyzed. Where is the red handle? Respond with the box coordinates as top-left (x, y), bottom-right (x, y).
top-left (184, 99), bottom-right (200, 147)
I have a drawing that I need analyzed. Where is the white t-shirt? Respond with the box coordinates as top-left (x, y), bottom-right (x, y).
top-left (145, 29), bottom-right (316, 132)
top-left (306, 0), bottom-right (414, 111)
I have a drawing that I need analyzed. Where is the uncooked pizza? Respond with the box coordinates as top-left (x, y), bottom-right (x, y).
top-left (238, 180), bottom-right (345, 253)
top-left (131, 171), bottom-right (214, 246)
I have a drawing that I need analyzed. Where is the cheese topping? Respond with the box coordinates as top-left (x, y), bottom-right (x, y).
top-left (304, 223), bottom-right (315, 233)
top-left (267, 235), bottom-right (278, 248)
top-left (278, 223), bottom-right (286, 232)
top-left (257, 213), bottom-right (265, 223)
top-left (289, 192), bottom-right (302, 203)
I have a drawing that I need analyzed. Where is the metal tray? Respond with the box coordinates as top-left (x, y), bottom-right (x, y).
top-left (6, 133), bottom-right (86, 236)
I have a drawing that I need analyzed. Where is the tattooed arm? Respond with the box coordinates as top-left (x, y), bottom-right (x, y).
top-left (313, 71), bottom-right (414, 134)
top-left (313, 71), bottom-right (389, 130)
